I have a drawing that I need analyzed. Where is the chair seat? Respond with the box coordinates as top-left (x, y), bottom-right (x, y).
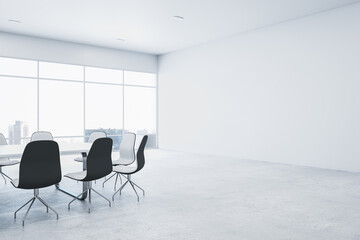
top-left (64, 171), bottom-right (87, 181)
top-left (74, 157), bottom-right (85, 162)
top-left (11, 178), bottom-right (19, 188)
top-left (112, 158), bottom-right (133, 166)
top-left (113, 165), bottom-right (137, 174)
top-left (0, 158), bottom-right (20, 166)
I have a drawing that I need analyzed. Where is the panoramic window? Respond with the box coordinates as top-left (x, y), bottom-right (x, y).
top-left (0, 76), bottom-right (37, 144)
top-left (124, 86), bottom-right (156, 148)
top-left (0, 57), bottom-right (37, 77)
top-left (124, 71), bottom-right (156, 87)
top-left (0, 57), bottom-right (157, 148)
top-left (85, 67), bottom-right (123, 84)
top-left (85, 83), bottom-right (123, 149)
top-left (39, 80), bottom-right (84, 137)
top-left (39, 62), bottom-right (83, 81)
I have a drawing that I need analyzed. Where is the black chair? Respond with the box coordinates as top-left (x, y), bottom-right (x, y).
top-left (74, 131), bottom-right (107, 162)
top-left (11, 141), bottom-right (62, 226)
top-left (112, 135), bottom-right (147, 202)
top-left (65, 138), bottom-right (113, 213)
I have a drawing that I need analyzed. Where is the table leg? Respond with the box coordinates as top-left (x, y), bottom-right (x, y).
top-left (55, 152), bottom-right (88, 200)
top-left (80, 152), bottom-right (88, 199)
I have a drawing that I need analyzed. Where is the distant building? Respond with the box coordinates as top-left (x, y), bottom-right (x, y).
top-left (85, 128), bottom-right (124, 149)
top-left (8, 121), bottom-right (29, 145)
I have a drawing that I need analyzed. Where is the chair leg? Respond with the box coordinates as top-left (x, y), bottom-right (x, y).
top-left (112, 174), bottom-right (145, 201)
top-left (69, 183), bottom-right (111, 212)
top-left (118, 173), bottom-right (122, 185)
top-left (14, 190), bottom-right (59, 226)
top-left (1, 171), bottom-right (12, 181)
top-left (38, 196), bottom-right (49, 213)
top-left (131, 181), bottom-right (145, 196)
top-left (22, 198), bottom-right (36, 226)
top-left (129, 181), bottom-right (139, 202)
top-left (68, 188), bottom-right (88, 210)
top-left (0, 172), bottom-right (6, 184)
top-left (0, 167), bottom-right (12, 184)
top-left (14, 197), bottom-right (35, 219)
top-left (37, 196), bottom-right (59, 219)
top-left (91, 188), bottom-right (111, 207)
top-left (112, 181), bottom-right (128, 201)
top-left (114, 173), bottom-right (119, 191)
top-left (102, 173), bottom-right (116, 187)
top-left (114, 173), bottom-right (123, 191)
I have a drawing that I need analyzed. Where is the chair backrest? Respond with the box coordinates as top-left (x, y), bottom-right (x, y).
top-left (87, 131), bottom-right (107, 143)
top-left (18, 141), bottom-right (61, 189)
top-left (0, 133), bottom-right (7, 145)
top-left (134, 135), bottom-right (148, 174)
top-left (119, 132), bottom-right (136, 165)
top-left (0, 133), bottom-right (8, 161)
top-left (31, 131), bottom-right (53, 141)
top-left (84, 138), bottom-right (113, 181)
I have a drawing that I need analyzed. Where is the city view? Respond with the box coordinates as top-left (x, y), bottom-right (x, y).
top-left (0, 57), bottom-right (157, 149)
top-left (6, 120), bottom-right (156, 149)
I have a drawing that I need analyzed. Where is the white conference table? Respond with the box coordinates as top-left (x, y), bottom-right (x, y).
top-left (0, 142), bottom-right (93, 200)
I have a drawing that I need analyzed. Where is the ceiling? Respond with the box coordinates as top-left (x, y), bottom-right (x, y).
top-left (0, 0), bottom-right (359, 55)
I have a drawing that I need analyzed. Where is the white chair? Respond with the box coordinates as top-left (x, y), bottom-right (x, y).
top-left (30, 131), bottom-right (53, 141)
top-left (74, 131), bottom-right (107, 162)
top-left (102, 132), bottom-right (136, 190)
top-left (112, 135), bottom-right (148, 202)
top-left (0, 133), bottom-right (20, 184)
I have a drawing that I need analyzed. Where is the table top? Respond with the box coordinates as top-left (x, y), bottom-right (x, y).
top-left (0, 142), bottom-right (93, 158)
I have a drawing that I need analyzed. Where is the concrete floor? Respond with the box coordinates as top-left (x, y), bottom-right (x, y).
top-left (1, 149), bottom-right (360, 240)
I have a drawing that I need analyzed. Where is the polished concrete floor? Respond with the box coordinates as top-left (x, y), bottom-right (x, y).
top-left (1, 149), bottom-right (360, 240)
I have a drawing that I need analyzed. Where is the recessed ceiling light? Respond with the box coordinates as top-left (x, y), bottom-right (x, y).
top-left (8, 19), bottom-right (21, 23)
top-left (173, 16), bottom-right (184, 21)
top-left (116, 38), bottom-right (126, 42)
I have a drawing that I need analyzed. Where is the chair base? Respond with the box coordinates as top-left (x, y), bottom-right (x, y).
top-left (112, 175), bottom-right (145, 202)
top-left (102, 172), bottom-right (123, 190)
top-left (14, 189), bottom-right (58, 226)
top-left (68, 182), bottom-right (111, 213)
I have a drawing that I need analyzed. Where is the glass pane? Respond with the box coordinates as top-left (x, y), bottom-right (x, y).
top-left (124, 86), bottom-right (156, 148)
top-left (39, 61), bottom-right (83, 81)
top-left (124, 71), bottom-right (156, 87)
top-left (109, 135), bottom-right (122, 150)
top-left (0, 77), bottom-right (37, 144)
top-left (85, 83), bottom-right (123, 144)
top-left (0, 57), bottom-right (37, 77)
top-left (85, 67), bottom-right (123, 84)
top-left (39, 80), bottom-right (83, 136)
top-left (84, 130), bottom-right (123, 150)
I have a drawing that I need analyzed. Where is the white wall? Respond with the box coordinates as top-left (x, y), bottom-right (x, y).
top-left (0, 32), bottom-right (157, 73)
top-left (158, 3), bottom-right (360, 171)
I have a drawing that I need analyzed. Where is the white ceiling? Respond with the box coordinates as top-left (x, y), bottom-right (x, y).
top-left (0, 0), bottom-right (359, 55)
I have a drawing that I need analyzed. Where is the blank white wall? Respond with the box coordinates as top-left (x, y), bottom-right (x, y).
top-left (0, 32), bottom-right (157, 73)
top-left (158, 3), bottom-right (360, 171)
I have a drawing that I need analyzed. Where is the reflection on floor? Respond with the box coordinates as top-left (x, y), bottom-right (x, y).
top-left (1, 149), bottom-right (360, 240)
